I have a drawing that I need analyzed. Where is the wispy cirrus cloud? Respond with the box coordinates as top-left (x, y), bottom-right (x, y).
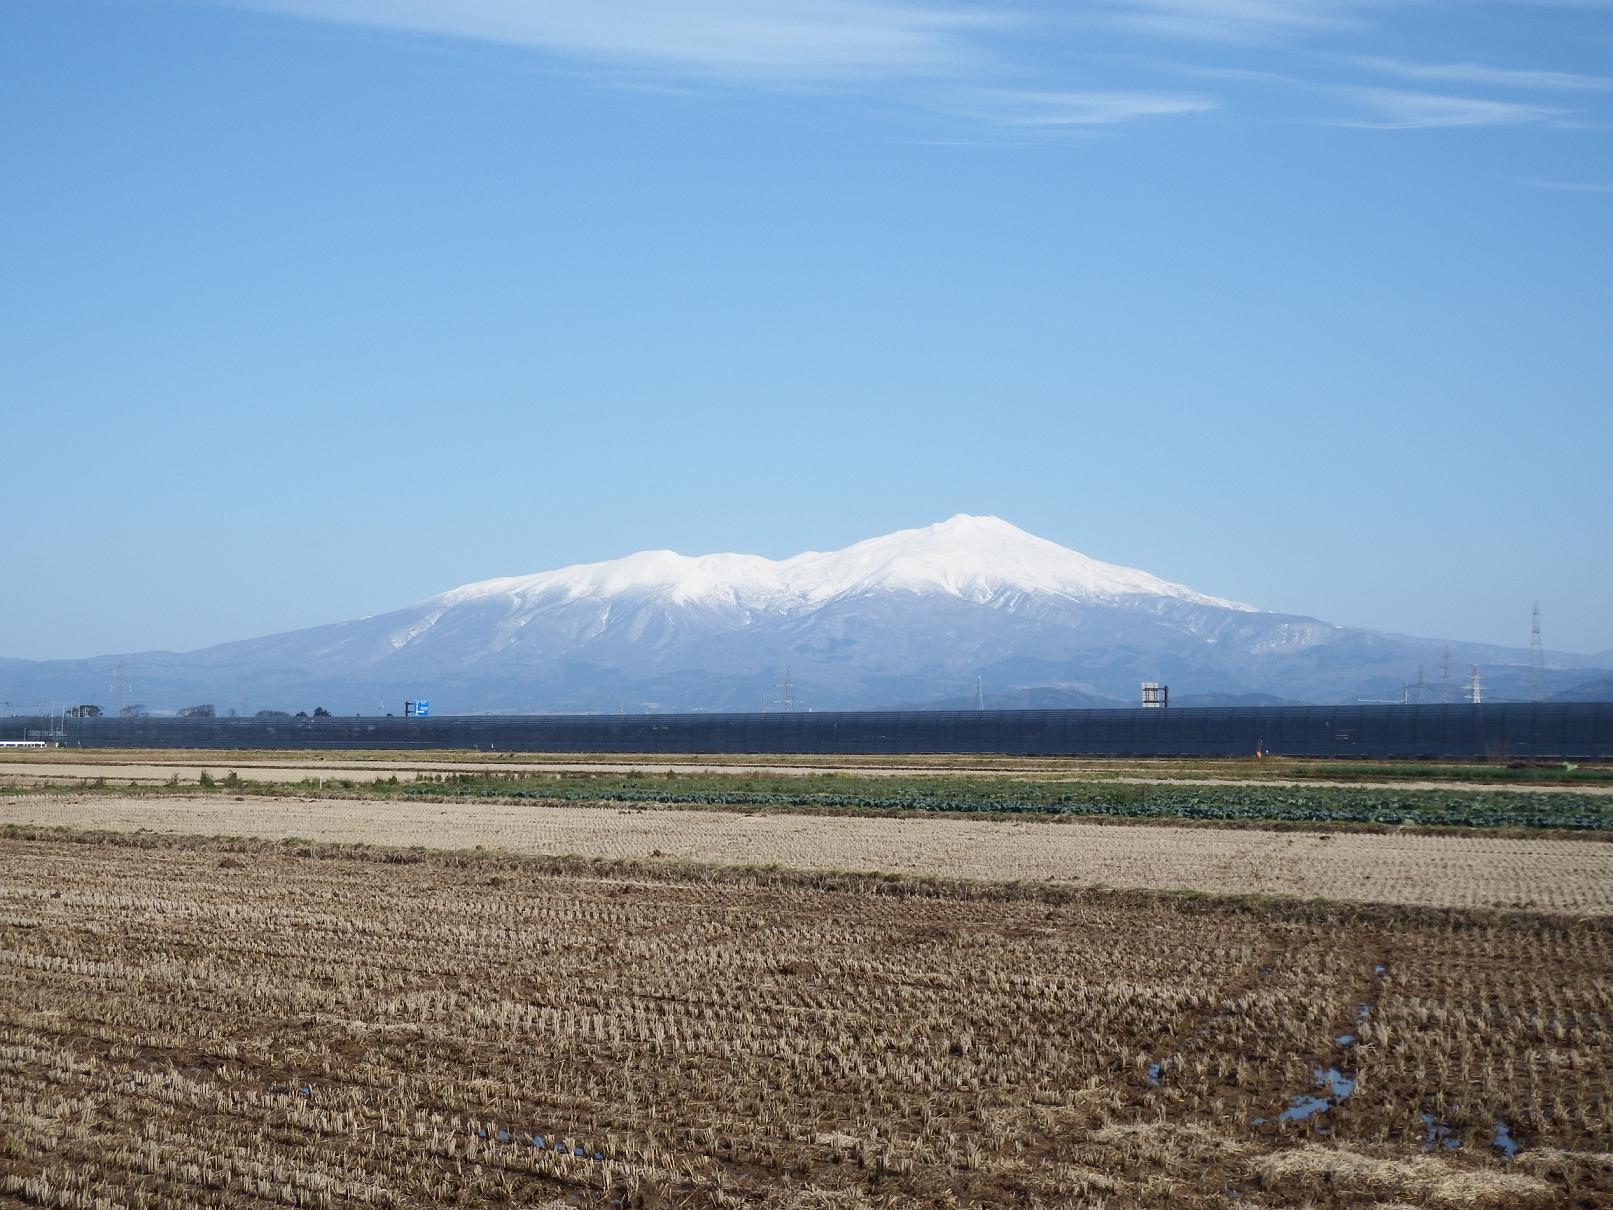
top-left (959, 88), bottom-right (1219, 126)
top-left (212, 0), bottom-right (1609, 141)
top-left (1352, 56), bottom-right (1613, 93)
top-left (234, 0), bottom-right (996, 80)
top-left (1329, 87), bottom-right (1574, 128)
top-left (224, 0), bottom-right (1233, 132)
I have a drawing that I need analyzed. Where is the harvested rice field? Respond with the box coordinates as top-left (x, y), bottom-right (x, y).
top-left (3, 792), bottom-right (1612, 914)
top-left (1, 831), bottom-right (1609, 1209)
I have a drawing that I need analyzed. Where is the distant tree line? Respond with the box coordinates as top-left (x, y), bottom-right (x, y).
top-left (62, 704), bottom-right (333, 720)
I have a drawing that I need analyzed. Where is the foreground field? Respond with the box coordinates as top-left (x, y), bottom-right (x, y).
top-left (4, 792), bottom-right (1612, 913)
top-left (2, 832), bottom-right (1608, 1208)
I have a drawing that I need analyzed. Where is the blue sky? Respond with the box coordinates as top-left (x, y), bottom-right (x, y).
top-left (2, 0), bottom-right (1610, 661)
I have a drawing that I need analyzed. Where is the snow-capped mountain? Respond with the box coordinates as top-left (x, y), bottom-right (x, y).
top-left (436, 515), bottom-right (1253, 616)
top-left (2, 516), bottom-right (1605, 714)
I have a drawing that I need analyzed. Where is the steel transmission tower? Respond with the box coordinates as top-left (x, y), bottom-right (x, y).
top-left (1529, 603), bottom-right (1546, 703)
top-left (1441, 645), bottom-right (1453, 704)
top-left (774, 668), bottom-right (797, 712)
top-left (111, 660), bottom-right (129, 717)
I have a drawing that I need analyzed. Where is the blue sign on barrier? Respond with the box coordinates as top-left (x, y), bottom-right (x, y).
top-left (414, 700), bottom-right (429, 718)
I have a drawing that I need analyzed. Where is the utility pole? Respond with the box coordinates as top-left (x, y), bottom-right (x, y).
top-left (112, 660), bottom-right (129, 717)
top-left (1529, 602), bottom-right (1546, 703)
top-left (975, 675), bottom-right (985, 711)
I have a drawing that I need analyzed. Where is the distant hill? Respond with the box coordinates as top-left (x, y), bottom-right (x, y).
top-left (1168, 692), bottom-right (1304, 708)
top-left (1551, 676), bottom-right (1613, 703)
top-left (904, 685), bottom-right (1127, 711)
top-left (2, 515), bottom-right (1608, 715)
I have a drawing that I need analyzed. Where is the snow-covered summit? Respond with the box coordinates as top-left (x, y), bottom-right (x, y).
top-left (435, 515), bottom-right (1257, 613)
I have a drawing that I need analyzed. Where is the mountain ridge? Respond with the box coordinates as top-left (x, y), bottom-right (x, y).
top-left (2, 517), bottom-right (1607, 714)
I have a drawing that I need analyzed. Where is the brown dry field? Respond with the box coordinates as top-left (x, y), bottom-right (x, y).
top-left (1, 832), bottom-right (1608, 1209)
top-left (4, 792), bottom-right (1612, 915)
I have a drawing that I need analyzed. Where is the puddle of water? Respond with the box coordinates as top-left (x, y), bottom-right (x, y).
top-left (502, 1129), bottom-right (607, 1163)
top-left (1356, 1002), bottom-right (1372, 1025)
top-left (1492, 1119), bottom-right (1520, 1160)
top-left (1316, 1066), bottom-right (1356, 1099)
top-left (1374, 963), bottom-right (1387, 975)
top-left (1335, 1034), bottom-right (1355, 1047)
top-left (1146, 1062), bottom-right (1163, 1087)
top-left (1279, 1095), bottom-right (1331, 1123)
top-left (1421, 1113), bottom-right (1462, 1152)
top-left (1274, 1063), bottom-right (1357, 1126)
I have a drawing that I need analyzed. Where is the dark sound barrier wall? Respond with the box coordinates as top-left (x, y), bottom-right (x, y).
top-left (5, 702), bottom-right (1611, 759)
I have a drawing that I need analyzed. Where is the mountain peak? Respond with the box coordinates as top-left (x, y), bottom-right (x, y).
top-left (809, 516), bottom-right (1252, 609)
top-left (934, 512), bottom-right (1018, 531)
top-left (437, 518), bottom-right (1256, 614)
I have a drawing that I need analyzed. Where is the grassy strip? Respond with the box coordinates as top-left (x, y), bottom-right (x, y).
top-left (1279, 760), bottom-right (1613, 785)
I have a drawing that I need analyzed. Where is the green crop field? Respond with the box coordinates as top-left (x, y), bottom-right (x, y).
top-left (386, 769), bottom-right (1613, 832)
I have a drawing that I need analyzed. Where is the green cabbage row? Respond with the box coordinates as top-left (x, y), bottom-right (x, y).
top-left (402, 782), bottom-right (1612, 830)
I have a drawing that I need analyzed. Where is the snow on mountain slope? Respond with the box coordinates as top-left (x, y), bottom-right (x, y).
top-left (432, 515), bottom-right (1256, 616)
